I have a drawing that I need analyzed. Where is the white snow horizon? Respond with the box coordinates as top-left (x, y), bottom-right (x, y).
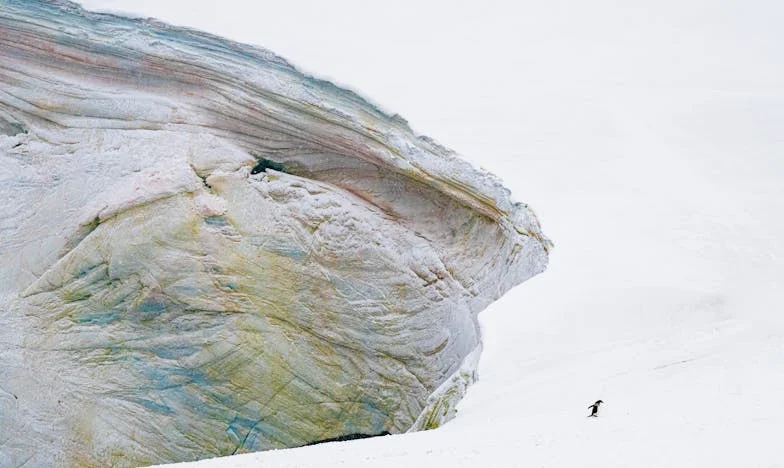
top-left (73, 1), bottom-right (784, 466)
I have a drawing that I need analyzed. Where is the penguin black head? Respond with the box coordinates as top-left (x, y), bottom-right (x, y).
top-left (595, 400), bottom-right (603, 405)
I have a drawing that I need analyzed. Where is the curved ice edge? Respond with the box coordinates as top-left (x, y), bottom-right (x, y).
top-left (5, 0), bottom-right (542, 233)
top-left (408, 343), bottom-right (483, 432)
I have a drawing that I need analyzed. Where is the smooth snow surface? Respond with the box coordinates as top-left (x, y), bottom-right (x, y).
top-left (76, 1), bottom-right (783, 467)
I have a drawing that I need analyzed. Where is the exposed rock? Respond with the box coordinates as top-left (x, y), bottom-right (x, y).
top-left (0, 1), bottom-right (550, 466)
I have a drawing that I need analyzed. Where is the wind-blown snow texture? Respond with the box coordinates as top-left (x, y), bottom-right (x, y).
top-left (0, 1), bottom-right (550, 466)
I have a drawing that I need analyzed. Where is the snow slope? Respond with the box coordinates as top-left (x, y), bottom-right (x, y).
top-left (74, 1), bottom-right (784, 466)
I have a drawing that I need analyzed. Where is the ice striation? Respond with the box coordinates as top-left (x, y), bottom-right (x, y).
top-left (0, 1), bottom-right (550, 466)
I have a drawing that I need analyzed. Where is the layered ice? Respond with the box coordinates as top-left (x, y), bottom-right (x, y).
top-left (0, 1), bottom-right (549, 466)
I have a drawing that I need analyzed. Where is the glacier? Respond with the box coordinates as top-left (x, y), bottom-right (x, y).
top-left (0, 1), bottom-right (550, 466)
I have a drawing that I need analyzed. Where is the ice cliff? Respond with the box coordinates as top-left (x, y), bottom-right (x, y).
top-left (0, 1), bottom-right (550, 466)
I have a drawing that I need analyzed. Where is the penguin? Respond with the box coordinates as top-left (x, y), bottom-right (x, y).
top-left (588, 400), bottom-right (603, 417)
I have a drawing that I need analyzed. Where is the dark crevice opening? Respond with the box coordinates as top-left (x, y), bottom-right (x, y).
top-left (251, 157), bottom-right (287, 175)
top-left (304, 431), bottom-right (391, 446)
